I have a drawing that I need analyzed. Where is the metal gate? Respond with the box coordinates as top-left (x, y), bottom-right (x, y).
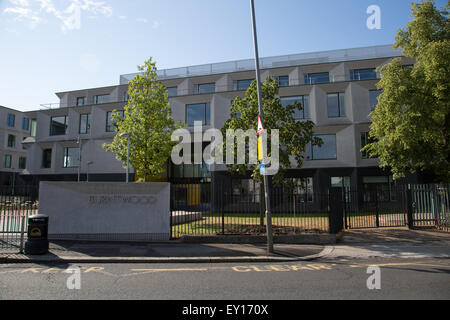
top-left (410, 184), bottom-right (449, 232)
top-left (0, 186), bottom-right (38, 254)
top-left (343, 186), bottom-right (408, 229)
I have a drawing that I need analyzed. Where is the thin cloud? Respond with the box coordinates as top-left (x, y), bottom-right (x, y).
top-left (152, 20), bottom-right (160, 29)
top-left (10, 0), bottom-right (30, 6)
top-left (3, 0), bottom-right (113, 31)
top-left (136, 18), bottom-right (148, 23)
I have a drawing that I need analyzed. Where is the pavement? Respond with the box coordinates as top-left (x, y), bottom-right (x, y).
top-left (0, 227), bottom-right (449, 263)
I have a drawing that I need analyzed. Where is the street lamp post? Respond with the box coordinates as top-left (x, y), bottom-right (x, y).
top-left (120, 133), bottom-right (131, 183)
top-left (250, 0), bottom-right (274, 254)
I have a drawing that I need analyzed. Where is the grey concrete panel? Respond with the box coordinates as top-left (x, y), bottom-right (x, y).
top-left (39, 182), bottom-right (170, 241)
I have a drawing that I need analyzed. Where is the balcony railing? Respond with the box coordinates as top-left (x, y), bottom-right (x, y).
top-left (120, 44), bottom-right (401, 84)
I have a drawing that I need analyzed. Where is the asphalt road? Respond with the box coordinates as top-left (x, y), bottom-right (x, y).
top-left (0, 257), bottom-right (449, 300)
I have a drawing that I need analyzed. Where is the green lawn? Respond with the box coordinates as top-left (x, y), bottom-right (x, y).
top-left (171, 212), bottom-right (329, 238)
top-left (171, 211), bottom-right (411, 238)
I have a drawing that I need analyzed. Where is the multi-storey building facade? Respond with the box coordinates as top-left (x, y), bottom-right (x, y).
top-left (0, 106), bottom-right (31, 186)
top-left (16, 45), bottom-right (428, 200)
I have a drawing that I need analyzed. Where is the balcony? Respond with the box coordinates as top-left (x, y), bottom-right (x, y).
top-left (120, 44), bottom-right (401, 84)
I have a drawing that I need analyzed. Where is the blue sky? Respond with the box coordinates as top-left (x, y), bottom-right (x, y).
top-left (0, 0), bottom-right (447, 111)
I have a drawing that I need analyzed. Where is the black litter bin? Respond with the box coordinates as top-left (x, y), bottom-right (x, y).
top-left (24, 214), bottom-right (49, 255)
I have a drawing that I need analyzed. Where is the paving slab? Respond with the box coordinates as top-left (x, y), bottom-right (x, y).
top-left (341, 227), bottom-right (450, 244)
top-left (0, 241), bottom-right (326, 264)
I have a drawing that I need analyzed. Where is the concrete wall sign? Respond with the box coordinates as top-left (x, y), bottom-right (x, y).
top-left (39, 182), bottom-right (170, 241)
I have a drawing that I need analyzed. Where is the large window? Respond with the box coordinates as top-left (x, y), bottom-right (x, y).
top-left (369, 90), bottom-right (382, 111)
top-left (331, 176), bottom-right (351, 201)
top-left (79, 114), bottom-right (91, 134)
top-left (3, 155), bottom-right (12, 169)
top-left (171, 163), bottom-right (211, 179)
top-left (64, 147), bottom-right (80, 168)
top-left (232, 179), bottom-right (260, 203)
top-left (18, 157), bottom-right (26, 170)
top-left (306, 135), bottom-right (337, 160)
top-left (361, 132), bottom-right (376, 159)
top-left (284, 177), bottom-right (314, 203)
top-left (331, 176), bottom-right (350, 190)
top-left (7, 114), bottom-right (15, 127)
top-left (50, 116), bottom-right (67, 136)
top-left (194, 83), bottom-right (215, 94)
top-left (304, 72), bottom-right (329, 84)
top-left (94, 94), bottom-right (110, 105)
top-left (280, 96), bottom-right (310, 119)
top-left (42, 149), bottom-right (52, 168)
top-left (106, 110), bottom-right (124, 132)
top-left (76, 97), bottom-right (86, 106)
top-left (167, 87), bottom-right (178, 97)
top-left (233, 79), bottom-right (254, 91)
top-left (350, 68), bottom-right (377, 81)
top-left (22, 117), bottom-right (29, 131)
top-left (186, 103), bottom-right (210, 126)
top-left (327, 93), bottom-right (346, 118)
top-left (7, 134), bottom-right (16, 148)
top-left (275, 76), bottom-right (289, 87)
top-left (363, 176), bottom-right (397, 202)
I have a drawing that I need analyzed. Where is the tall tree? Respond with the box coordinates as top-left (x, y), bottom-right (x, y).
top-left (365, 0), bottom-right (450, 181)
top-left (221, 78), bottom-right (321, 186)
top-left (103, 58), bottom-right (183, 181)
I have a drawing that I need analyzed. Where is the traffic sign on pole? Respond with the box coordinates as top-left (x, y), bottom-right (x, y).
top-left (257, 115), bottom-right (264, 135)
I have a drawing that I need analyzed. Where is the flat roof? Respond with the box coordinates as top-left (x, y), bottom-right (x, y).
top-left (120, 44), bottom-right (402, 84)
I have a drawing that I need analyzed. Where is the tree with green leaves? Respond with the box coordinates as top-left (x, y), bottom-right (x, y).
top-left (103, 58), bottom-right (183, 182)
top-left (364, 0), bottom-right (449, 181)
top-left (221, 77), bottom-right (321, 186)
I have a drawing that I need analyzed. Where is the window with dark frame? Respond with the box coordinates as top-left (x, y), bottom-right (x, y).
top-left (361, 132), bottom-right (376, 159)
top-left (7, 134), bottom-right (16, 148)
top-left (331, 176), bottom-right (351, 201)
top-left (231, 179), bottom-right (260, 203)
top-left (369, 90), bottom-right (382, 111)
top-left (280, 96), bottom-right (310, 120)
top-left (42, 149), bottom-right (52, 168)
top-left (194, 83), bottom-right (216, 94)
top-left (7, 114), bottom-right (15, 127)
top-left (18, 157), bottom-right (26, 170)
top-left (76, 97), bottom-right (86, 106)
top-left (94, 94), bottom-right (110, 105)
top-left (50, 116), bottom-right (67, 136)
top-left (79, 114), bottom-right (91, 134)
top-left (304, 73), bottom-right (329, 84)
top-left (186, 103), bottom-right (210, 127)
top-left (363, 176), bottom-right (397, 202)
top-left (306, 134), bottom-right (337, 160)
top-left (327, 93), bottom-right (346, 118)
top-left (63, 147), bottom-right (80, 168)
top-left (233, 79), bottom-right (254, 91)
top-left (3, 155), bottom-right (12, 169)
top-left (283, 177), bottom-right (314, 203)
top-left (275, 76), bottom-right (289, 87)
top-left (22, 117), bottom-right (30, 131)
top-left (106, 110), bottom-right (124, 132)
top-left (350, 68), bottom-right (377, 81)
